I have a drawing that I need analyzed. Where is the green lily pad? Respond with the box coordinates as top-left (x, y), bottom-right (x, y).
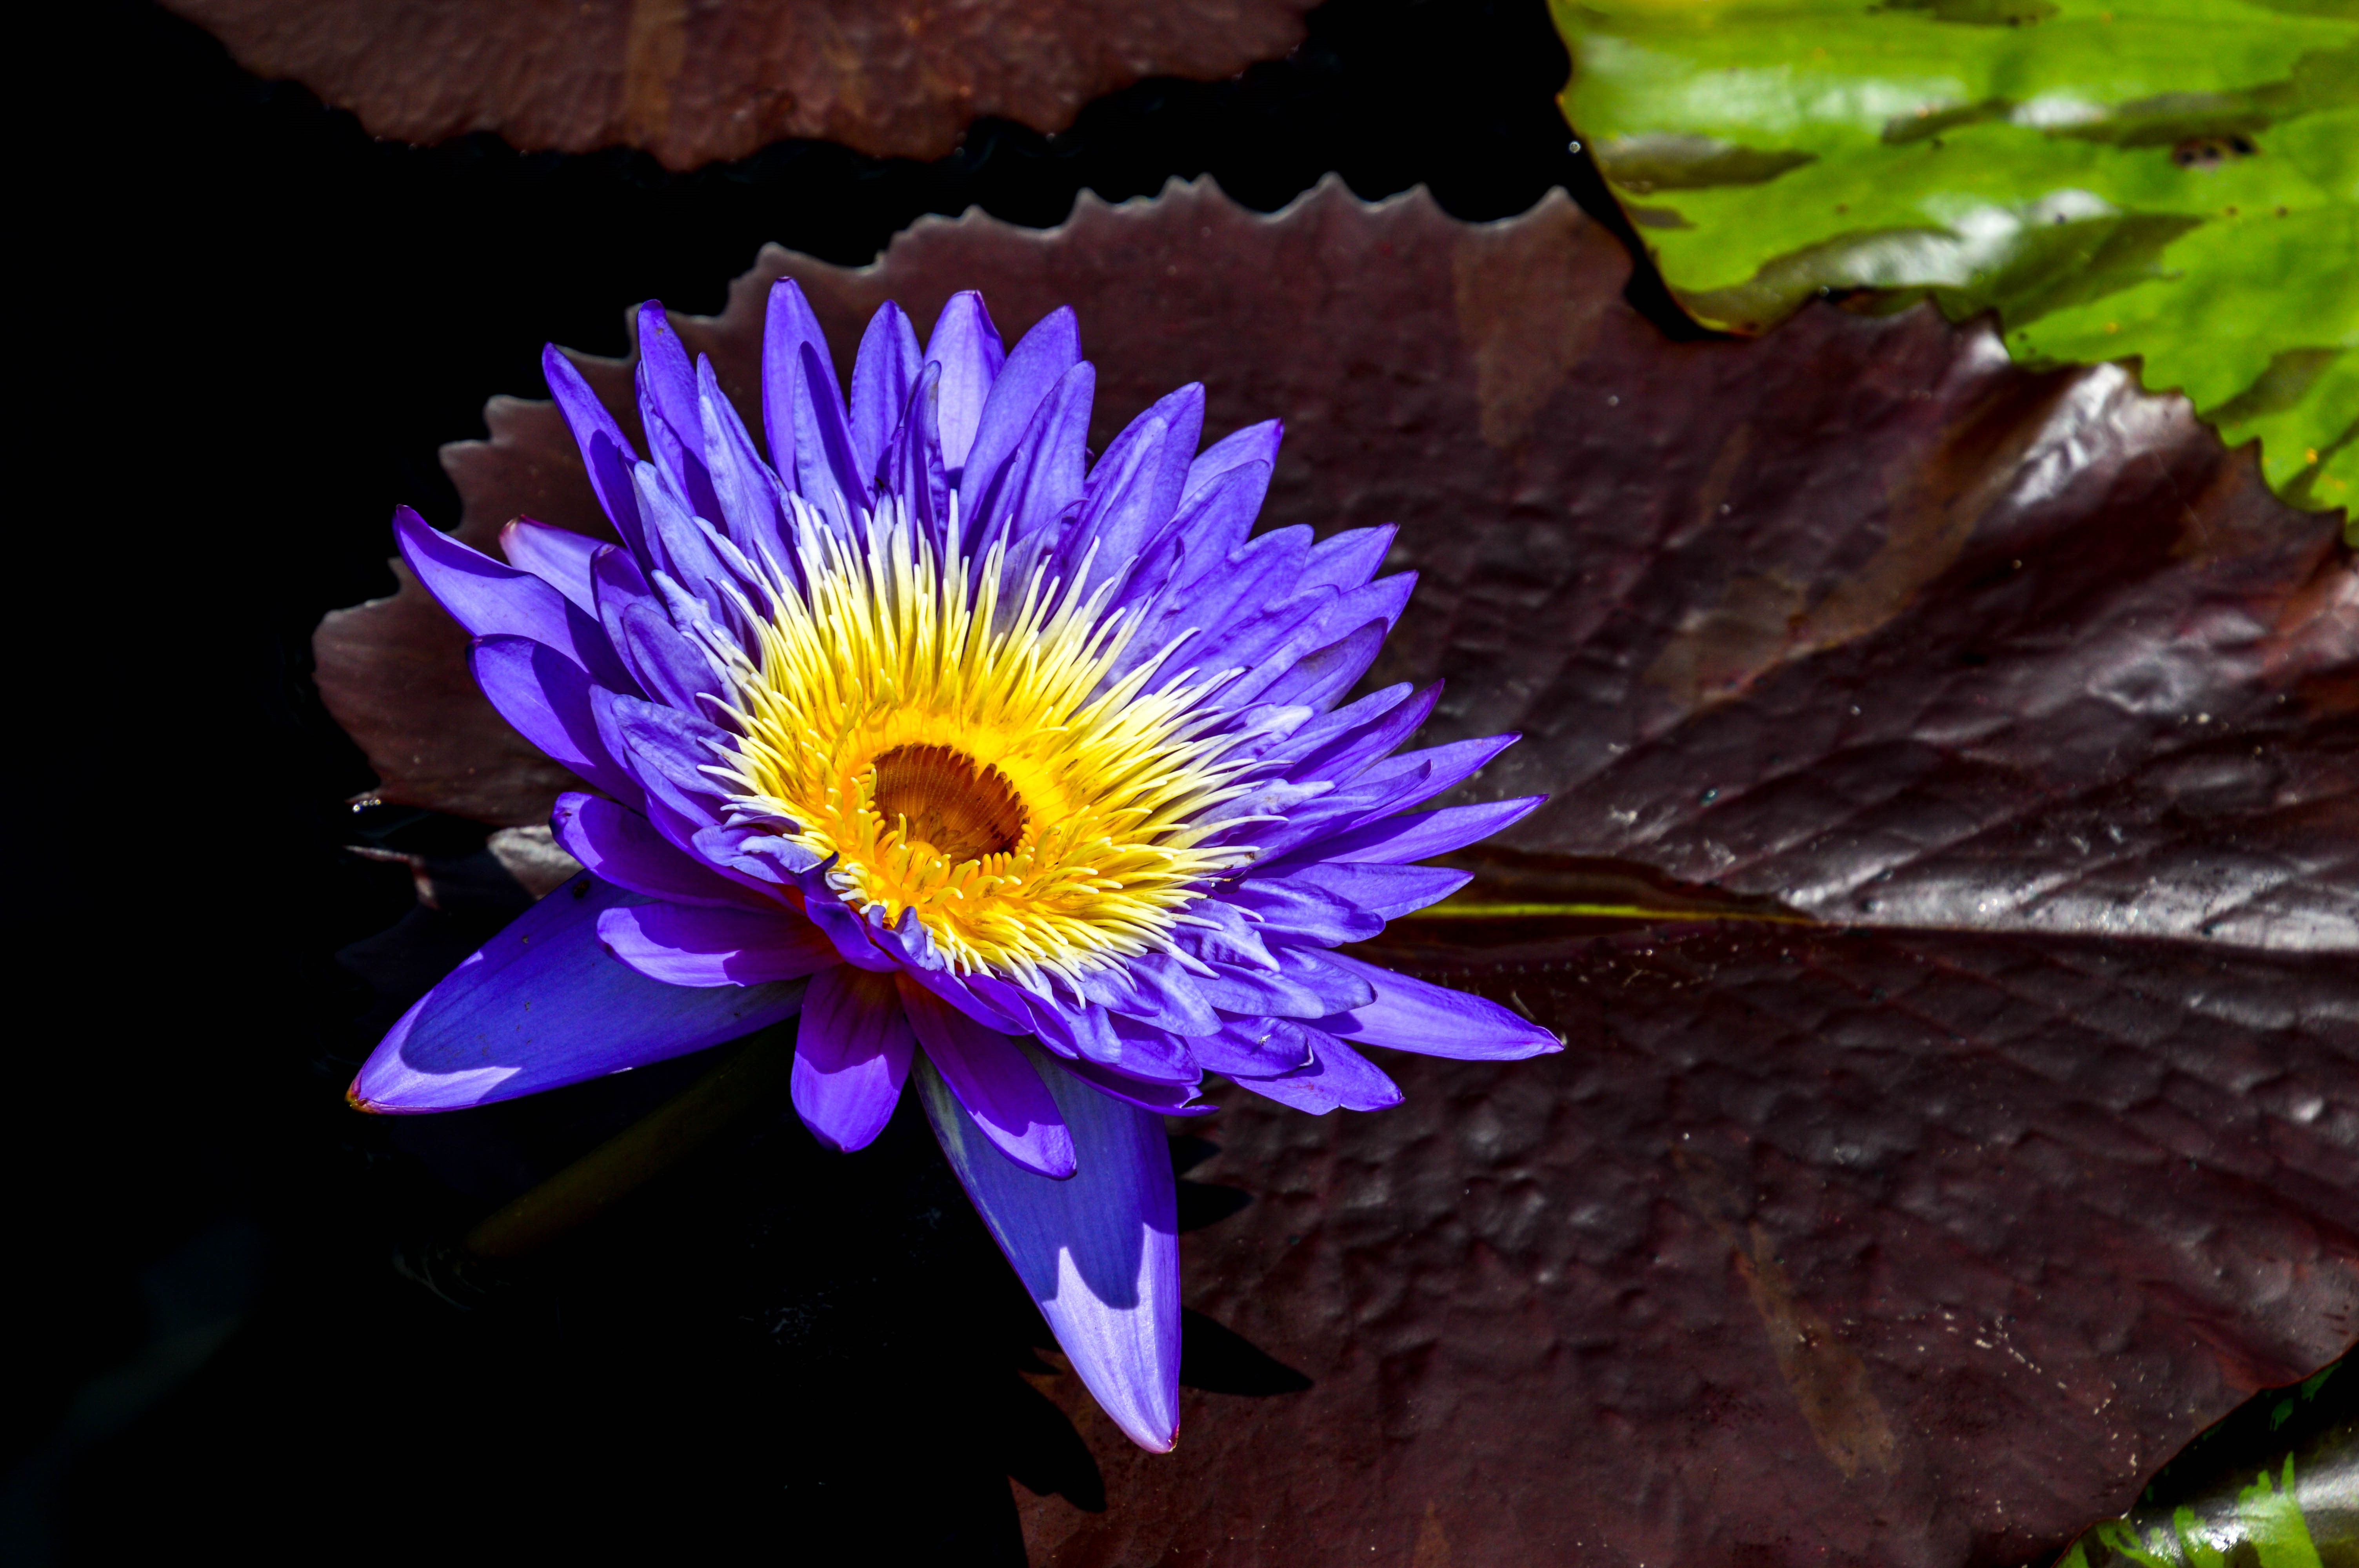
top-left (1552, 0), bottom-right (2359, 517)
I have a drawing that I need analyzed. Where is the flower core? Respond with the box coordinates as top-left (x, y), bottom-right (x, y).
top-left (712, 503), bottom-right (1254, 985)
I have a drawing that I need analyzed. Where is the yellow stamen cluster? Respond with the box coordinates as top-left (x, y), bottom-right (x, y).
top-left (704, 501), bottom-right (1253, 988)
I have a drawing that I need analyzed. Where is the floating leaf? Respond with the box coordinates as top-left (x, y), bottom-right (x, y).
top-left (1552, 0), bottom-right (2359, 514)
top-left (314, 178), bottom-right (2357, 1564)
top-left (160, 0), bottom-right (1315, 167)
top-left (2049, 1356), bottom-right (2350, 1567)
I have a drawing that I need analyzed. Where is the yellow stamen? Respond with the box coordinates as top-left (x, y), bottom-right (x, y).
top-left (705, 498), bottom-right (1253, 988)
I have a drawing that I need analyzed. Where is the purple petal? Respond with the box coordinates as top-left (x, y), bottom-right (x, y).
top-left (1184, 962), bottom-right (1334, 1020)
top-left (1273, 944), bottom-right (1379, 1011)
top-left (791, 964), bottom-right (914, 1153)
top-left (593, 690), bottom-right (736, 813)
top-left (642, 406), bottom-right (725, 535)
top-left (1180, 418), bottom-right (1279, 505)
top-left (1229, 873), bottom-right (1385, 945)
top-left (697, 356), bottom-right (789, 559)
top-left (1254, 619), bottom-right (1387, 711)
top-left (1189, 1016), bottom-right (1315, 1078)
top-left (1009, 987), bottom-right (1123, 1065)
top-left (974, 360), bottom-right (1094, 545)
top-left (1101, 1012), bottom-right (1205, 1083)
top-left (760, 278), bottom-right (836, 484)
top-left (1283, 682), bottom-right (1439, 782)
top-left (1119, 465), bottom-right (1272, 648)
top-left (542, 346), bottom-right (647, 553)
top-left (848, 302), bottom-right (922, 485)
top-left (468, 636), bottom-right (644, 808)
top-left (1273, 795), bottom-right (1547, 869)
top-left (917, 1044), bottom-right (1181, 1450)
top-left (1353, 732), bottom-right (1521, 801)
top-left (1230, 1027), bottom-right (1404, 1114)
top-left (900, 979), bottom-right (1074, 1178)
top-left (958, 305), bottom-right (1081, 522)
top-left (689, 820), bottom-right (826, 887)
top-left (612, 598), bottom-right (723, 714)
top-left (394, 506), bottom-right (632, 691)
top-left (793, 341), bottom-right (866, 530)
top-left (878, 362), bottom-right (950, 544)
top-left (551, 791), bottom-right (772, 909)
top-left (793, 881), bottom-right (903, 973)
top-left (499, 519), bottom-right (603, 614)
top-left (629, 462), bottom-right (735, 614)
top-left (350, 877), bottom-right (804, 1114)
top-left (634, 302), bottom-right (702, 464)
top-left (1075, 955), bottom-right (1219, 1037)
top-left (1077, 384), bottom-right (1202, 561)
top-left (1298, 524), bottom-right (1397, 594)
top-left (1269, 860), bottom-right (1472, 919)
top-left (596, 901), bottom-right (840, 986)
top-left (1058, 1056), bottom-right (1216, 1117)
top-left (1174, 897), bottom-right (1278, 970)
top-left (1318, 951), bottom-right (1563, 1060)
top-left (924, 291), bottom-right (1007, 473)
top-left (1140, 527), bottom-right (1313, 691)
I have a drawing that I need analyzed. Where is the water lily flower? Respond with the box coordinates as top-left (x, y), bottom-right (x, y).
top-left (351, 283), bottom-right (1559, 1450)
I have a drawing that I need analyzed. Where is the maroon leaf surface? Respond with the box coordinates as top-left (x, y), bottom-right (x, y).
top-left (161, 0), bottom-right (1314, 168)
top-left (312, 179), bottom-right (2358, 1564)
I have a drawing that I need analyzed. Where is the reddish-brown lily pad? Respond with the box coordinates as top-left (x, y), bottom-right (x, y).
top-left (160, 0), bottom-right (1315, 169)
top-left (312, 179), bottom-right (2357, 1565)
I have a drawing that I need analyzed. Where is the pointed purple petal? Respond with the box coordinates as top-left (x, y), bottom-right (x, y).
top-left (551, 792), bottom-right (772, 909)
top-left (1273, 796), bottom-right (1547, 869)
top-left (848, 302), bottom-right (922, 486)
top-left (468, 636), bottom-right (644, 808)
top-left (958, 305), bottom-right (1080, 521)
top-left (877, 361), bottom-right (950, 546)
top-left (1228, 875), bottom-right (1385, 945)
top-left (1318, 952), bottom-right (1563, 1060)
top-left (924, 291), bottom-right (1007, 473)
top-left (900, 979), bottom-right (1074, 1178)
top-left (1230, 1027), bottom-right (1404, 1114)
top-left (350, 877), bottom-right (805, 1114)
top-left (593, 690), bottom-right (736, 813)
top-left (635, 303), bottom-right (702, 455)
top-left (498, 519), bottom-right (602, 614)
top-left (542, 347), bottom-right (647, 552)
top-left (1283, 682), bottom-right (1439, 782)
top-left (596, 901), bottom-right (841, 986)
top-left (1189, 1016), bottom-right (1315, 1078)
top-left (394, 506), bottom-right (632, 691)
top-left (1058, 1056), bottom-right (1215, 1116)
top-left (1298, 524), bottom-right (1397, 594)
top-left (1254, 620), bottom-right (1388, 711)
top-left (977, 360), bottom-right (1094, 544)
top-left (793, 342), bottom-right (865, 529)
top-left (612, 598), bottom-right (723, 713)
top-left (791, 964), bottom-right (914, 1153)
top-left (760, 278), bottom-right (835, 483)
top-left (1268, 861), bottom-right (1471, 919)
top-left (917, 1044), bottom-right (1180, 1450)
top-left (697, 356), bottom-right (789, 559)
top-left (1180, 417), bottom-right (1279, 504)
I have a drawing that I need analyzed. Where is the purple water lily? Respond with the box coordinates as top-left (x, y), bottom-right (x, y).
top-left (352, 282), bottom-right (1558, 1450)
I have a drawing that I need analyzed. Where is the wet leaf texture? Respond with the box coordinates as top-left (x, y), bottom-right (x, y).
top-left (1552, 0), bottom-right (2359, 511)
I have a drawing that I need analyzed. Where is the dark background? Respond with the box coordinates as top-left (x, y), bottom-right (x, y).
top-left (16, 2), bottom-right (1677, 1558)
